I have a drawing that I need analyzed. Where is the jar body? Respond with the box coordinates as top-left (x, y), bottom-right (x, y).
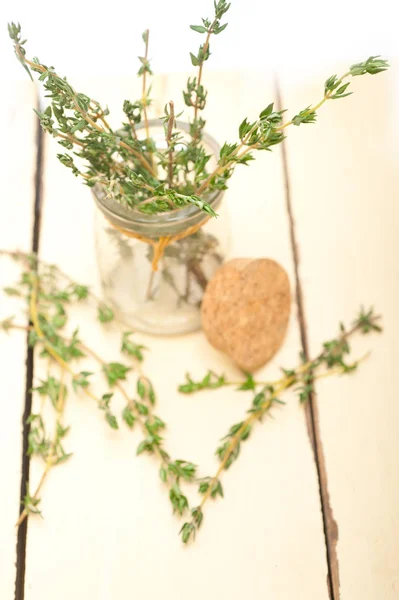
top-left (94, 200), bottom-right (230, 334)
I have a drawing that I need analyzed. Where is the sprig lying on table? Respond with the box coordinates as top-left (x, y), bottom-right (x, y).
top-left (0, 250), bottom-right (382, 542)
top-left (178, 308), bottom-right (381, 542)
top-left (0, 249), bottom-right (198, 524)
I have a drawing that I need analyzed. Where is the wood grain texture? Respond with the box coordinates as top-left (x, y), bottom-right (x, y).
top-left (0, 82), bottom-right (37, 599)
top-left (279, 64), bottom-right (399, 599)
top-left (22, 73), bottom-right (330, 599)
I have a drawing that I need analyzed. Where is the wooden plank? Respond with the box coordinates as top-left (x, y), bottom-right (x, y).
top-left (0, 82), bottom-right (37, 599)
top-left (279, 65), bottom-right (399, 598)
top-left (24, 73), bottom-right (330, 599)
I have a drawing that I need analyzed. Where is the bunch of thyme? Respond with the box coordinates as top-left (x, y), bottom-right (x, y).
top-left (1, 249), bottom-right (381, 542)
top-left (8, 3), bottom-right (388, 218)
top-left (0, 250), bottom-right (198, 524)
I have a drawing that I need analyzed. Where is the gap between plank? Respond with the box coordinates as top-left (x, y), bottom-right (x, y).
top-left (275, 78), bottom-right (340, 600)
top-left (14, 94), bottom-right (44, 600)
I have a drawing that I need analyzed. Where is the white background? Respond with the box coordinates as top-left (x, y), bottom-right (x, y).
top-left (1, 0), bottom-right (398, 82)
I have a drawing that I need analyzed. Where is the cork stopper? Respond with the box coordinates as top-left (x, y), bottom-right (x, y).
top-left (201, 258), bottom-right (291, 372)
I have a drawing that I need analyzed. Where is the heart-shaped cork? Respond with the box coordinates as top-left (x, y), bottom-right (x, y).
top-left (201, 258), bottom-right (291, 372)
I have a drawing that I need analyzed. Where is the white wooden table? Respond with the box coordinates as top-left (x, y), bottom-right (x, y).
top-left (1, 69), bottom-right (398, 600)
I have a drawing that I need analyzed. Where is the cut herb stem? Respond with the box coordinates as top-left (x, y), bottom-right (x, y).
top-left (166, 100), bottom-right (175, 188)
top-left (16, 366), bottom-right (67, 527)
top-left (179, 309), bottom-right (381, 542)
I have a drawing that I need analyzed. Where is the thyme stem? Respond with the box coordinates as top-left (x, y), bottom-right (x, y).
top-left (15, 47), bottom-right (156, 177)
top-left (141, 31), bottom-right (151, 149)
top-left (166, 100), bottom-right (175, 188)
top-left (16, 367), bottom-right (67, 527)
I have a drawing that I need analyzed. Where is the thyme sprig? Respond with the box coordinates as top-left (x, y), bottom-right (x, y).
top-left (197, 55), bottom-right (389, 194)
top-left (186, 0), bottom-right (230, 143)
top-left (17, 368), bottom-right (69, 526)
top-left (138, 29), bottom-right (154, 169)
top-left (0, 250), bottom-right (383, 543)
top-left (1, 250), bottom-right (196, 523)
top-left (178, 309), bottom-right (382, 542)
top-left (8, 14), bottom-right (388, 214)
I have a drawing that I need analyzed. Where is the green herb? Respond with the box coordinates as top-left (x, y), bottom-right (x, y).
top-left (17, 369), bottom-right (71, 526)
top-left (0, 249), bottom-right (384, 543)
top-left (122, 405), bottom-right (136, 428)
top-left (121, 332), bottom-right (146, 361)
top-left (170, 482), bottom-right (189, 515)
top-left (7, 17), bottom-right (389, 216)
top-left (178, 308), bottom-right (382, 542)
top-left (1, 249), bottom-right (196, 527)
top-left (0, 316), bottom-right (16, 332)
top-left (21, 486), bottom-right (42, 519)
top-left (103, 362), bottom-right (131, 386)
top-left (72, 371), bottom-right (92, 391)
top-left (178, 370), bottom-right (226, 393)
top-left (98, 304), bottom-right (114, 323)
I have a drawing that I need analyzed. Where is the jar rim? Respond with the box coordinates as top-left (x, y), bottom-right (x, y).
top-left (92, 119), bottom-right (224, 237)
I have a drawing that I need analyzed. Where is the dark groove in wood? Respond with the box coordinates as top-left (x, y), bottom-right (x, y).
top-left (275, 78), bottom-right (340, 600)
top-left (14, 96), bottom-right (44, 600)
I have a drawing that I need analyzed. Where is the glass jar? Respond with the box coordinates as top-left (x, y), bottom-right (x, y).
top-left (92, 120), bottom-right (230, 335)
